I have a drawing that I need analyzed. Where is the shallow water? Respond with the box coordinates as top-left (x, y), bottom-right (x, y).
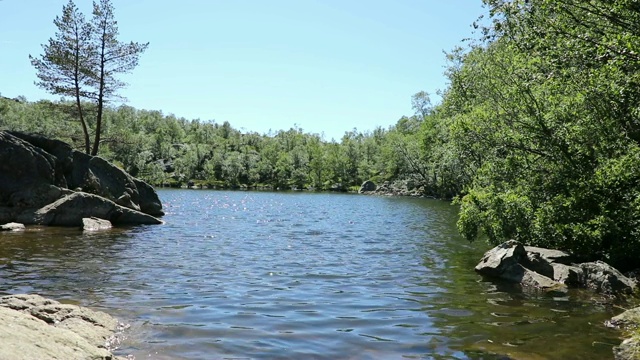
top-left (0, 190), bottom-right (627, 359)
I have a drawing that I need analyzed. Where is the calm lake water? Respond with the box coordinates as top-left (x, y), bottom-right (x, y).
top-left (0, 189), bottom-right (629, 359)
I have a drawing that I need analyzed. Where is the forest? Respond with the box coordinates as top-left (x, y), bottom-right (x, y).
top-left (3, 0), bottom-right (640, 271)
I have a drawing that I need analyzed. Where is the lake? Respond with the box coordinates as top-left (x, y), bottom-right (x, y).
top-left (0, 189), bottom-right (626, 359)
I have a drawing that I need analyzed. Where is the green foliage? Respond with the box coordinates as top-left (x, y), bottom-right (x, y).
top-left (450, 0), bottom-right (640, 270)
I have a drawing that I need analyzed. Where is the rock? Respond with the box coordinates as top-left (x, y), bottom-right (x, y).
top-left (0, 294), bottom-right (124, 360)
top-left (580, 261), bottom-right (637, 295)
top-left (524, 246), bottom-right (574, 265)
top-left (500, 262), bottom-right (565, 290)
top-left (476, 241), bottom-right (634, 295)
top-left (0, 130), bottom-right (164, 226)
top-left (0, 132), bottom-right (59, 205)
top-left (614, 336), bottom-right (640, 360)
top-left (23, 192), bottom-right (162, 226)
top-left (0, 222), bottom-right (25, 231)
top-left (70, 151), bottom-right (141, 211)
top-left (133, 178), bottom-right (164, 216)
top-left (359, 180), bottom-right (377, 193)
top-left (475, 240), bottom-right (527, 278)
top-left (551, 263), bottom-right (584, 286)
top-left (609, 307), bottom-right (640, 330)
top-left (82, 217), bottom-right (113, 231)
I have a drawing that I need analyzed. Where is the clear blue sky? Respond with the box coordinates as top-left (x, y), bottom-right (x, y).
top-left (0, 0), bottom-right (486, 140)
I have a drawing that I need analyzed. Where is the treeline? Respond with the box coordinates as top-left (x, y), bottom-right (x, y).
top-left (4, 0), bottom-right (640, 270)
top-left (0, 93), bottom-right (459, 198)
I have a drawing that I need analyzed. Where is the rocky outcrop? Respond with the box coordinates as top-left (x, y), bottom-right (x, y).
top-left (0, 131), bottom-right (164, 226)
top-left (0, 294), bottom-right (127, 360)
top-left (475, 240), bottom-right (637, 295)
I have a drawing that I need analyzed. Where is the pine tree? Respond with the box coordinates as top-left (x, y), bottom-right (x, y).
top-left (30, 0), bottom-right (93, 154)
top-left (30, 0), bottom-right (148, 155)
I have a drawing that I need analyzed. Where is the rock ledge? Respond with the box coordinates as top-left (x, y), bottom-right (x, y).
top-left (0, 294), bottom-right (127, 360)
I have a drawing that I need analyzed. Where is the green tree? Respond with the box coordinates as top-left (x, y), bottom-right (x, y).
top-left (30, 0), bottom-right (148, 155)
top-left (30, 0), bottom-right (93, 153)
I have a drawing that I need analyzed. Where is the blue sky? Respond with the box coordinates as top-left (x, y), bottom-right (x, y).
top-left (0, 0), bottom-right (486, 140)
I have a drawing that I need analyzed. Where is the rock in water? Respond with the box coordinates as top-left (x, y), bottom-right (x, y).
top-left (23, 192), bottom-right (162, 226)
top-left (580, 261), bottom-right (637, 295)
top-left (475, 240), bottom-right (527, 278)
top-left (82, 217), bottom-right (113, 231)
top-left (476, 240), bottom-right (637, 295)
top-left (0, 130), bottom-right (164, 226)
top-left (0, 222), bottom-right (25, 231)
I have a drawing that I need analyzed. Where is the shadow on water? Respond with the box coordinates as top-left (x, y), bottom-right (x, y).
top-left (0, 225), bottom-right (141, 307)
top-left (0, 190), bottom-right (630, 359)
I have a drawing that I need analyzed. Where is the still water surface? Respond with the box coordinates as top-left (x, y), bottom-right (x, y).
top-left (0, 190), bottom-right (627, 359)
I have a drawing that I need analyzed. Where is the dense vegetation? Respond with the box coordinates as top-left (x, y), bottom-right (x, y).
top-left (3, 0), bottom-right (640, 270)
top-left (0, 93), bottom-right (449, 196)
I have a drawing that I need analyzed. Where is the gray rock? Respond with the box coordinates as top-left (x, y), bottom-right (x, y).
top-left (475, 240), bottom-right (527, 278)
top-left (70, 151), bottom-right (141, 212)
top-left (525, 246), bottom-right (574, 265)
top-left (25, 192), bottom-right (162, 226)
top-left (0, 222), bottom-right (25, 231)
top-left (500, 262), bottom-right (565, 289)
top-left (0, 294), bottom-right (124, 360)
top-left (359, 180), bottom-right (377, 193)
top-left (551, 263), bottom-right (584, 286)
top-left (581, 261), bottom-right (637, 295)
top-left (476, 241), bottom-right (634, 295)
top-left (82, 217), bottom-right (113, 231)
top-left (133, 177), bottom-right (164, 216)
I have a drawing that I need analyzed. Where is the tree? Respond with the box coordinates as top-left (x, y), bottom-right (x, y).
top-left (88, 0), bottom-right (148, 155)
top-left (30, 0), bottom-right (93, 153)
top-left (30, 0), bottom-right (148, 155)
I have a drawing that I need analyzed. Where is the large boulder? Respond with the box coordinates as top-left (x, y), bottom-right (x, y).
top-left (0, 131), bottom-right (164, 225)
top-left (21, 192), bottom-right (162, 226)
top-left (0, 294), bottom-right (125, 360)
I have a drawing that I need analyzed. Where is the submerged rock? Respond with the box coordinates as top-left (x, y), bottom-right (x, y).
top-left (0, 294), bottom-right (126, 360)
